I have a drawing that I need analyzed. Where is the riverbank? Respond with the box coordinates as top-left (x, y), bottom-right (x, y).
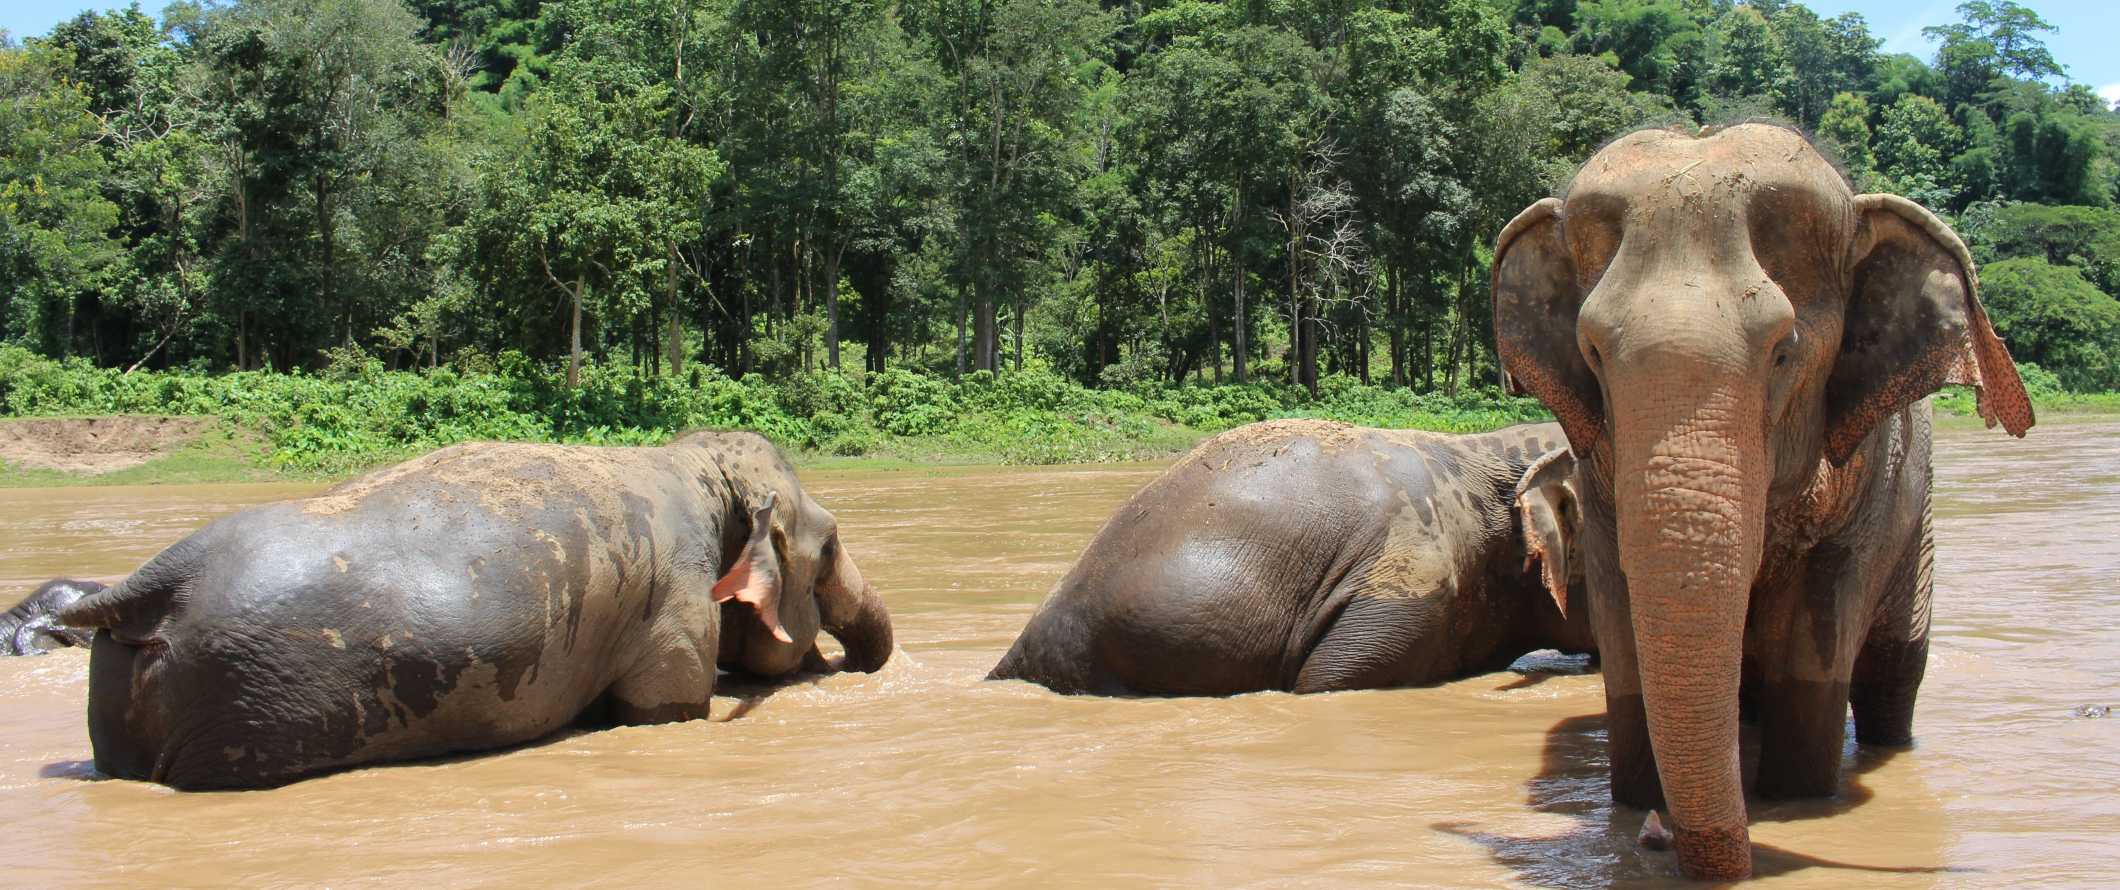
top-left (0, 346), bottom-right (1555, 486)
top-left (3, 346), bottom-right (2110, 487)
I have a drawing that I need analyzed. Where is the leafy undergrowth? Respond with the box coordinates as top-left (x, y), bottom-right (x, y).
top-left (1933, 363), bottom-right (2120, 421)
top-left (0, 346), bottom-right (1552, 481)
top-left (6, 346), bottom-right (2109, 487)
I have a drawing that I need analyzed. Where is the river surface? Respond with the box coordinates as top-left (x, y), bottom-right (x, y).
top-left (1, 420), bottom-right (2114, 888)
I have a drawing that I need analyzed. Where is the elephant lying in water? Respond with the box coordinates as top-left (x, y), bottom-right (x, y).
top-left (989, 420), bottom-right (1594, 695)
top-left (1490, 122), bottom-right (2033, 879)
top-left (59, 431), bottom-right (893, 790)
top-left (1, 579), bottom-right (106, 655)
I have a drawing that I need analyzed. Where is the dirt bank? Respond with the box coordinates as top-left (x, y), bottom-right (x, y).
top-left (0, 416), bottom-right (216, 475)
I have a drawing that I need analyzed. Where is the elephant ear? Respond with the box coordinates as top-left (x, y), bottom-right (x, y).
top-left (1514, 448), bottom-right (1580, 620)
top-left (713, 492), bottom-right (793, 643)
top-left (1493, 198), bottom-right (1601, 456)
top-left (1826, 194), bottom-right (2034, 464)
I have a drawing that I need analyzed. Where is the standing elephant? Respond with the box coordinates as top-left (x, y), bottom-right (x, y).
top-left (988, 420), bottom-right (1593, 695)
top-left (58, 431), bottom-right (893, 790)
top-left (2, 578), bottom-right (106, 655)
top-left (1490, 123), bottom-right (2032, 880)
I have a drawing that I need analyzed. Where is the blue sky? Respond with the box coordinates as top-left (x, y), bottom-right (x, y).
top-left (3, 0), bottom-right (2117, 100)
top-left (1803, 0), bottom-right (2119, 103)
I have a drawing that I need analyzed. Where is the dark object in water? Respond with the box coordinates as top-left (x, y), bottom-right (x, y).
top-left (2, 579), bottom-right (106, 655)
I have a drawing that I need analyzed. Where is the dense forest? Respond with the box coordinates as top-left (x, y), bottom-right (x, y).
top-left (2, 0), bottom-right (2117, 402)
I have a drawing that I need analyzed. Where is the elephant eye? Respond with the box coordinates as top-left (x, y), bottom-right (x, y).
top-left (1772, 331), bottom-right (1799, 369)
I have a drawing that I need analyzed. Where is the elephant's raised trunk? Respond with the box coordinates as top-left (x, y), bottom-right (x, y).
top-left (1613, 383), bottom-right (1767, 882)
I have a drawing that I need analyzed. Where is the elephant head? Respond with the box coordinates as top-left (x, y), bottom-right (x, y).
top-left (1490, 123), bottom-right (2031, 880)
top-left (682, 432), bottom-right (895, 677)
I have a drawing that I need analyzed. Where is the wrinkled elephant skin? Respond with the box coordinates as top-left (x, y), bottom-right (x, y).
top-left (1491, 123), bottom-right (2032, 880)
top-left (60, 432), bottom-right (892, 790)
top-left (989, 420), bottom-right (1594, 695)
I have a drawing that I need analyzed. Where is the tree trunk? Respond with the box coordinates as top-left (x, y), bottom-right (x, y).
top-left (865, 276), bottom-right (891, 373)
top-left (1230, 200), bottom-right (1248, 384)
top-left (1357, 312), bottom-right (1371, 384)
top-left (974, 295), bottom-right (997, 373)
top-left (1418, 317), bottom-right (1433, 391)
top-left (1012, 294), bottom-right (1024, 372)
top-left (1201, 236), bottom-right (1221, 384)
top-left (954, 279), bottom-right (968, 379)
top-left (318, 176), bottom-right (346, 348)
top-left (1387, 270), bottom-right (1405, 387)
top-left (1287, 208), bottom-right (1302, 388)
top-left (1444, 300), bottom-right (1466, 397)
top-left (666, 243), bottom-right (684, 375)
top-left (568, 273), bottom-right (584, 389)
top-left (824, 241), bottom-right (843, 369)
top-left (1300, 297), bottom-right (1317, 396)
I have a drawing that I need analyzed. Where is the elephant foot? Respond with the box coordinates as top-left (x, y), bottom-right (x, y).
top-left (1754, 676), bottom-right (1850, 799)
top-left (1634, 812), bottom-right (1753, 882)
top-left (1606, 694), bottom-right (1668, 810)
top-left (1850, 681), bottom-right (1918, 747)
top-left (1672, 825), bottom-right (1753, 882)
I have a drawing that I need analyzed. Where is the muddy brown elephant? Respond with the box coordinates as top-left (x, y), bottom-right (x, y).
top-left (988, 420), bottom-right (1594, 695)
top-left (59, 431), bottom-right (893, 789)
top-left (1490, 123), bottom-right (2033, 880)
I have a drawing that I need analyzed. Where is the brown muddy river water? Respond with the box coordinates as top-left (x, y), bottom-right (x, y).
top-left (1, 419), bottom-right (2115, 887)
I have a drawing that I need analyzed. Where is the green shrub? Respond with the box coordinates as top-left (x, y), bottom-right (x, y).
top-left (0, 345), bottom-right (1572, 470)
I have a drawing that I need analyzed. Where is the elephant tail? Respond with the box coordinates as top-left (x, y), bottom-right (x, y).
top-left (60, 543), bottom-right (194, 632)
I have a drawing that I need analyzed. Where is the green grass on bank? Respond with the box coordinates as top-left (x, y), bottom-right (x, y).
top-left (2, 346), bottom-right (2109, 488)
top-left (0, 345), bottom-right (1551, 484)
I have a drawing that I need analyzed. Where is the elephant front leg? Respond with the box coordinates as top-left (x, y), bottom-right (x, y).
top-left (1602, 637), bottom-right (1666, 810)
top-left (1849, 635), bottom-right (1925, 747)
top-left (1581, 515), bottom-right (1663, 809)
top-left (609, 643), bottom-right (716, 724)
top-left (1850, 531), bottom-right (1933, 748)
top-left (610, 593), bottom-right (719, 725)
top-left (1750, 671), bottom-right (1850, 799)
top-left (1748, 553), bottom-right (1875, 800)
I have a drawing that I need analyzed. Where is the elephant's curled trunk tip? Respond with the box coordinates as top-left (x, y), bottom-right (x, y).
top-left (828, 584), bottom-right (894, 673)
top-left (1638, 811), bottom-right (1672, 851)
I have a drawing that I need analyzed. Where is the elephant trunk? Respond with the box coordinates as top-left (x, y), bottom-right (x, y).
top-left (819, 544), bottom-right (894, 673)
top-left (824, 581), bottom-right (894, 673)
top-left (1613, 382), bottom-right (1767, 882)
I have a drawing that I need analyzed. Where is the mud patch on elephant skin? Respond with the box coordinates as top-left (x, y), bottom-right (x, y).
top-left (558, 517), bottom-right (599, 652)
top-left (1190, 419), bottom-right (1370, 460)
top-left (1361, 492), bottom-right (1457, 601)
top-left (381, 646), bottom-right (465, 725)
top-left (307, 443), bottom-right (644, 521)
